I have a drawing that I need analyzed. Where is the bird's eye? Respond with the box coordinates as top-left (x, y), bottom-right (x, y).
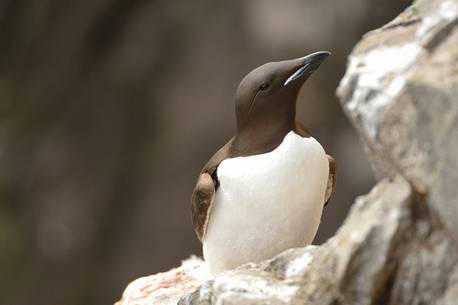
top-left (259, 83), bottom-right (270, 91)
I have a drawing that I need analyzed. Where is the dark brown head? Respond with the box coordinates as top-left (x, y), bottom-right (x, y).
top-left (234, 51), bottom-right (330, 141)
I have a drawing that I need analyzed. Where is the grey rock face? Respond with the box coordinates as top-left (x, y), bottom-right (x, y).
top-left (337, 0), bottom-right (458, 240)
top-left (116, 0), bottom-right (458, 304)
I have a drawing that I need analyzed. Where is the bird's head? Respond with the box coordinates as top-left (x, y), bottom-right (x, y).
top-left (234, 51), bottom-right (330, 133)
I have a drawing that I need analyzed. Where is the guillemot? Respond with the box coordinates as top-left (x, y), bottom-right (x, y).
top-left (191, 51), bottom-right (336, 275)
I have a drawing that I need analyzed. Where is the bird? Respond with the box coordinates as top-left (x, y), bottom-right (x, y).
top-left (191, 51), bottom-right (336, 276)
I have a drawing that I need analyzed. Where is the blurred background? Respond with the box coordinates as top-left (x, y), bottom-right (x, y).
top-left (0, 1), bottom-right (411, 304)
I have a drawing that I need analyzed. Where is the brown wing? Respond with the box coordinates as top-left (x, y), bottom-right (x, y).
top-left (191, 172), bottom-right (215, 241)
top-left (191, 139), bottom-right (233, 241)
top-left (324, 154), bottom-right (336, 206)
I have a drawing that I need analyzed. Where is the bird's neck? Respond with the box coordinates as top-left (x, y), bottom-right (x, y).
top-left (233, 119), bottom-right (295, 157)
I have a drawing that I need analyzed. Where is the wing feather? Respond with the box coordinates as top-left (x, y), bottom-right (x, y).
top-left (324, 154), bottom-right (336, 206)
top-left (191, 139), bottom-right (233, 241)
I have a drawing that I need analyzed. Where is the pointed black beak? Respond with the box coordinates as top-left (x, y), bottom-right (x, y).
top-left (284, 51), bottom-right (330, 86)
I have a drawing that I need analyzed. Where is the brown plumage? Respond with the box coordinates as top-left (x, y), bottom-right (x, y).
top-left (191, 52), bottom-right (336, 241)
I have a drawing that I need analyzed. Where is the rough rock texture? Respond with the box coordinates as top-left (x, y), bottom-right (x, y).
top-left (115, 257), bottom-right (211, 305)
top-left (338, 0), bottom-right (458, 242)
top-left (115, 0), bottom-right (458, 304)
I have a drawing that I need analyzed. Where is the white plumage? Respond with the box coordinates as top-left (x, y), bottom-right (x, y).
top-left (203, 131), bottom-right (329, 275)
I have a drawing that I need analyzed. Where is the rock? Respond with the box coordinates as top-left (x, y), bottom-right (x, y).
top-left (115, 0), bottom-right (458, 304)
top-left (115, 257), bottom-right (211, 305)
top-left (337, 0), bottom-right (458, 240)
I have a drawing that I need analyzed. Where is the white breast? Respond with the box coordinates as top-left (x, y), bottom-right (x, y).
top-left (203, 131), bottom-right (329, 275)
